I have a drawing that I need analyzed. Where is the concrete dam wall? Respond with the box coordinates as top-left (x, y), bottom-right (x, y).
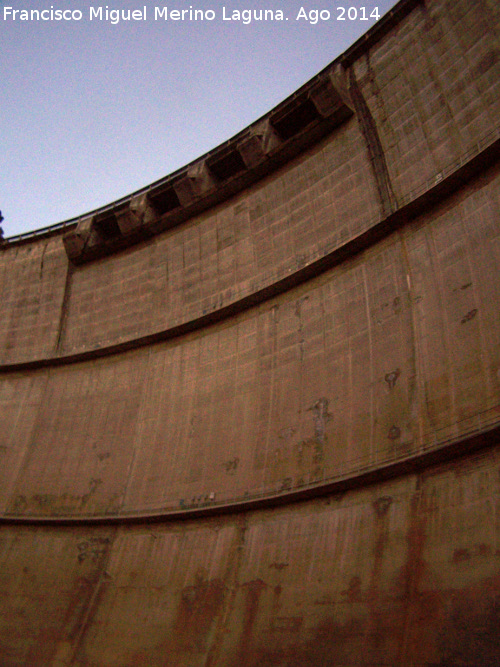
top-left (1, 0), bottom-right (500, 664)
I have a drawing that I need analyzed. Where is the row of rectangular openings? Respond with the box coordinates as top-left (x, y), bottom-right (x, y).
top-left (92, 98), bottom-right (322, 239)
top-left (143, 99), bottom-right (321, 217)
top-left (208, 149), bottom-right (247, 182)
top-left (149, 186), bottom-right (181, 216)
top-left (271, 98), bottom-right (321, 141)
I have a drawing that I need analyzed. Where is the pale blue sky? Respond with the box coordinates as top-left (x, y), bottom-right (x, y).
top-left (1, 1), bottom-right (398, 237)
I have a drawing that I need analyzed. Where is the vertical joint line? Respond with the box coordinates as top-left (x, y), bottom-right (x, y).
top-left (348, 67), bottom-right (397, 218)
top-left (55, 261), bottom-right (74, 352)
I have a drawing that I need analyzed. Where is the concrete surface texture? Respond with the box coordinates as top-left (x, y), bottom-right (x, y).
top-left (1, 0), bottom-right (500, 664)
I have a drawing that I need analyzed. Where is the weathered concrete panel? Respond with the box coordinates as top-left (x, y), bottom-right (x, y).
top-left (1, 449), bottom-right (500, 665)
top-left (0, 238), bottom-right (68, 364)
top-left (7, 358), bottom-right (146, 516)
top-left (0, 0), bottom-right (499, 663)
top-left (1, 167), bottom-right (499, 517)
top-left (0, 374), bottom-right (45, 513)
top-left (354, 0), bottom-right (500, 199)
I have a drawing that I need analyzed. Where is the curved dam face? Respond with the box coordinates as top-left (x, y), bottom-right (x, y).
top-left (1, 0), bottom-right (500, 664)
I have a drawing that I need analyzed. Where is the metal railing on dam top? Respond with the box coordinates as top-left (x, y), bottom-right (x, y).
top-left (4, 123), bottom-right (499, 252)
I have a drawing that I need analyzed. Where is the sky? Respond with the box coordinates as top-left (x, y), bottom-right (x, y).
top-left (1, 0), bottom-right (398, 238)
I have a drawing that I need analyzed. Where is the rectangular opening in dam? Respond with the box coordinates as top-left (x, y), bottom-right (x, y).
top-left (149, 186), bottom-right (181, 216)
top-left (94, 211), bottom-right (121, 240)
top-left (271, 98), bottom-right (321, 140)
top-left (207, 148), bottom-right (247, 182)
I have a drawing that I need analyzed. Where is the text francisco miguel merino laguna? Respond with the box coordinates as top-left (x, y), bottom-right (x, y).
top-left (2, 6), bottom-right (291, 23)
top-left (2, 5), bottom-right (381, 24)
